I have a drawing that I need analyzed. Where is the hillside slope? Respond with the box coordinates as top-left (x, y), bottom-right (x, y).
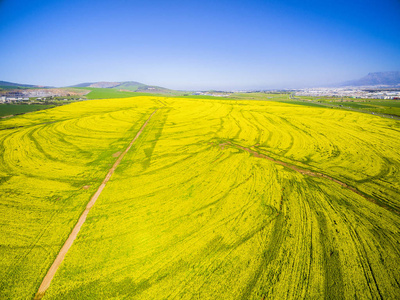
top-left (70, 81), bottom-right (174, 94)
top-left (341, 71), bottom-right (400, 87)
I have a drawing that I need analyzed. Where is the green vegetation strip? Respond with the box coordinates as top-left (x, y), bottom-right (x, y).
top-left (0, 104), bottom-right (55, 117)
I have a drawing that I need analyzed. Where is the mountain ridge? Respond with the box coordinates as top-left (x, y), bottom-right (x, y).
top-left (0, 81), bottom-right (43, 88)
top-left (340, 71), bottom-right (400, 87)
top-left (69, 81), bottom-right (173, 93)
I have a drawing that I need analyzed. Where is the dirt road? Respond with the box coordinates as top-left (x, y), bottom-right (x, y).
top-left (34, 109), bottom-right (158, 300)
top-left (222, 141), bottom-right (399, 215)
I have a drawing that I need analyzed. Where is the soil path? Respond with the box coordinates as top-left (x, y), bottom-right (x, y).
top-left (34, 109), bottom-right (158, 300)
top-left (222, 141), bottom-right (399, 215)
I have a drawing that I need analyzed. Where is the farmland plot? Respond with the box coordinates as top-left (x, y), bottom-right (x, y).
top-left (1, 97), bottom-right (400, 299)
top-left (0, 97), bottom-right (159, 299)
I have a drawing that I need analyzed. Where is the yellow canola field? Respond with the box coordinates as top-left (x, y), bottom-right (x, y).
top-left (0, 97), bottom-right (158, 299)
top-left (1, 96), bottom-right (400, 299)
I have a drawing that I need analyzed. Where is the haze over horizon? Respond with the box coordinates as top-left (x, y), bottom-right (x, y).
top-left (1, 0), bottom-right (400, 90)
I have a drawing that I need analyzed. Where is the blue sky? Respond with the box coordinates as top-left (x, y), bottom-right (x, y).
top-left (0, 0), bottom-right (399, 90)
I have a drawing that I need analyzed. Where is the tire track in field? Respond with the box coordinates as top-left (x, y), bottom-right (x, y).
top-left (33, 109), bottom-right (158, 300)
top-left (218, 141), bottom-right (400, 215)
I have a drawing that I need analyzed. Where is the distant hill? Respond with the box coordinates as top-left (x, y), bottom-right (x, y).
top-left (114, 81), bottom-right (150, 92)
top-left (70, 82), bottom-right (121, 88)
top-left (340, 71), bottom-right (400, 87)
top-left (113, 81), bottom-right (173, 93)
top-left (70, 81), bottom-right (173, 94)
top-left (0, 81), bottom-right (41, 88)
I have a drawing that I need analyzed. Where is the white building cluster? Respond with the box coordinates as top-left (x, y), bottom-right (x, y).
top-left (0, 96), bottom-right (30, 103)
top-left (192, 92), bottom-right (232, 97)
top-left (296, 88), bottom-right (400, 99)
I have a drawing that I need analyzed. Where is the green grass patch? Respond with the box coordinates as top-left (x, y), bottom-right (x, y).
top-left (79, 87), bottom-right (187, 99)
top-left (0, 104), bottom-right (54, 117)
top-left (80, 87), bottom-right (138, 99)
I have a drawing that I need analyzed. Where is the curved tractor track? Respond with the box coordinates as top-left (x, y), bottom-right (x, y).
top-left (34, 109), bottom-right (158, 300)
top-left (220, 141), bottom-right (400, 215)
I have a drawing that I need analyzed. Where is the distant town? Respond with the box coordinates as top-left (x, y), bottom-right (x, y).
top-left (295, 87), bottom-right (400, 99)
top-left (192, 86), bottom-right (400, 100)
top-left (0, 88), bottom-right (86, 103)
